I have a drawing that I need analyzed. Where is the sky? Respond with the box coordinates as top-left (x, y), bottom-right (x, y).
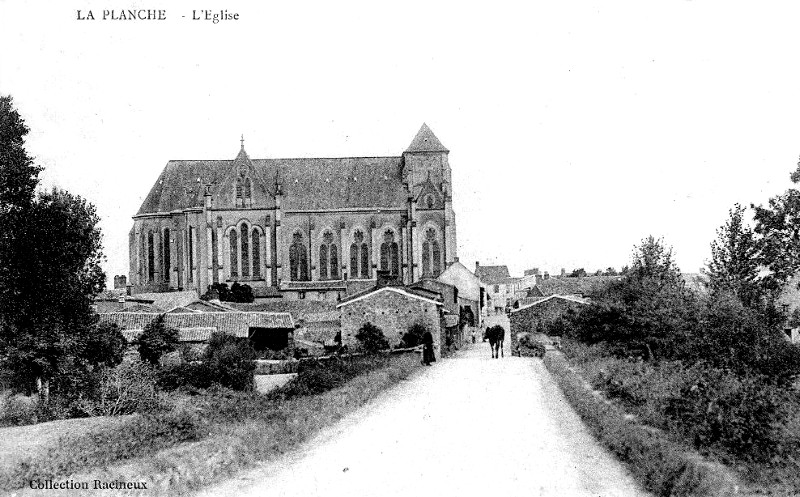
top-left (2, 0), bottom-right (800, 285)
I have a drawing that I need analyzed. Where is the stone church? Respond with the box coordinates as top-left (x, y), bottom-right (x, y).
top-left (129, 124), bottom-right (458, 301)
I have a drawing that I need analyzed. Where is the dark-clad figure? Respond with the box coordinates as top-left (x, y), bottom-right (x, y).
top-left (421, 330), bottom-right (436, 366)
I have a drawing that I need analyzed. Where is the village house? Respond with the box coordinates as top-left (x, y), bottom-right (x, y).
top-left (337, 282), bottom-right (446, 357)
top-left (474, 262), bottom-right (521, 313)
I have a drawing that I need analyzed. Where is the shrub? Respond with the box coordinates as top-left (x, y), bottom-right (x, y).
top-left (0, 392), bottom-right (38, 426)
top-left (85, 361), bottom-right (161, 416)
top-left (518, 334), bottom-right (546, 357)
top-left (204, 332), bottom-right (256, 391)
top-left (273, 355), bottom-right (389, 399)
top-left (401, 323), bottom-right (425, 348)
top-left (138, 314), bottom-right (179, 365)
top-left (157, 362), bottom-right (214, 391)
top-left (355, 322), bottom-right (388, 354)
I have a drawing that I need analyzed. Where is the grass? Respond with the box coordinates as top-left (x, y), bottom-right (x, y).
top-left (543, 348), bottom-right (740, 497)
top-left (7, 352), bottom-right (420, 496)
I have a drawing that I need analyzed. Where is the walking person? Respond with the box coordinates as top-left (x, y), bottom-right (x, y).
top-left (421, 329), bottom-right (436, 366)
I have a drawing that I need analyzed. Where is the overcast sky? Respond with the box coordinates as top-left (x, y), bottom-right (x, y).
top-left (2, 0), bottom-right (800, 284)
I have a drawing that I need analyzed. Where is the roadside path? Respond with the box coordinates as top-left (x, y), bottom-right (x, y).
top-left (197, 343), bottom-right (648, 497)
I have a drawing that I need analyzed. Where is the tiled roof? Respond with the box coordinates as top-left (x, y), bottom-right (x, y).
top-left (536, 276), bottom-right (621, 297)
top-left (137, 156), bottom-right (409, 215)
top-left (121, 327), bottom-right (217, 343)
top-left (405, 123), bottom-right (449, 153)
top-left (233, 300), bottom-right (339, 321)
top-left (337, 286), bottom-right (443, 308)
top-left (99, 311), bottom-right (295, 338)
top-left (475, 265), bottom-right (511, 284)
top-left (123, 303), bottom-right (161, 313)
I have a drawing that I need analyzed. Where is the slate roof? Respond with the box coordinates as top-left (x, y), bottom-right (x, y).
top-left (137, 156), bottom-right (409, 215)
top-left (405, 123), bottom-right (449, 153)
top-left (536, 276), bottom-right (621, 297)
top-left (99, 311), bottom-right (295, 338)
top-left (475, 265), bottom-right (511, 284)
top-left (281, 280), bottom-right (347, 291)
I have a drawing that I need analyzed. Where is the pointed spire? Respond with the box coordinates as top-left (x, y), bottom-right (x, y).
top-left (240, 134), bottom-right (245, 150)
top-left (405, 123), bottom-right (448, 153)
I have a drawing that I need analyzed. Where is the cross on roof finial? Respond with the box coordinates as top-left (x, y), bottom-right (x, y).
top-left (240, 134), bottom-right (245, 150)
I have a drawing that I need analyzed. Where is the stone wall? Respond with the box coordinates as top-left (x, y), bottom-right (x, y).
top-left (340, 289), bottom-right (444, 358)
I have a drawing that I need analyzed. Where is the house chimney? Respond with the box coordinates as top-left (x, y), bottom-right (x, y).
top-left (560, 268), bottom-right (566, 277)
top-left (475, 261), bottom-right (480, 271)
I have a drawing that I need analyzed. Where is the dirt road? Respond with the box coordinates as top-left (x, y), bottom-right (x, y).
top-left (197, 344), bottom-right (648, 497)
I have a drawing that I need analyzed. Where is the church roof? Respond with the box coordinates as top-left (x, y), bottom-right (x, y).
top-left (136, 156), bottom-right (409, 215)
top-left (405, 123), bottom-right (449, 153)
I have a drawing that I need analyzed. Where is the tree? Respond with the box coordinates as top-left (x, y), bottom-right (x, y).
top-left (0, 97), bottom-right (110, 403)
top-left (138, 315), bottom-right (179, 365)
top-left (400, 323), bottom-right (426, 348)
top-left (355, 322), bottom-right (389, 354)
top-left (201, 282), bottom-right (254, 303)
top-left (569, 268), bottom-right (587, 277)
top-left (706, 204), bottom-right (762, 307)
top-left (603, 267), bottom-right (618, 276)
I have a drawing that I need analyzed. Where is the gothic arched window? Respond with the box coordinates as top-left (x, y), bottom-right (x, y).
top-left (244, 178), bottom-right (252, 199)
top-left (319, 244), bottom-right (328, 280)
top-left (330, 244), bottom-right (339, 280)
top-left (380, 229), bottom-right (400, 276)
top-left (319, 231), bottom-right (338, 280)
top-left (147, 230), bottom-right (155, 282)
top-left (163, 228), bottom-right (171, 284)
top-left (240, 223), bottom-right (250, 278)
top-left (422, 228), bottom-right (441, 277)
top-left (229, 229), bottom-right (239, 278)
top-left (289, 232), bottom-right (309, 281)
top-left (349, 230), bottom-right (370, 279)
top-left (251, 228), bottom-right (261, 278)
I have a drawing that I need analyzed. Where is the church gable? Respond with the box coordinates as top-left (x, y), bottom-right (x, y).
top-left (209, 145), bottom-right (275, 209)
top-left (415, 175), bottom-right (443, 210)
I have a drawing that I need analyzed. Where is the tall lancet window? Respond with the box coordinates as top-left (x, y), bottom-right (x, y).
top-left (380, 229), bottom-right (399, 276)
top-left (289, 232), bottom-right (309, 281)
top-left (350, 230), bottom-right (369, 279)
top-left (422, 228), bottom-right (441, 277)
top-left (229, 229), bottom-right (239, 278)
top-left (251, 228), bottom-right (261, 278)
top-left (240, 223), bottom-right (250, 278)
top-left (320, 231), bottom-right (338, 280)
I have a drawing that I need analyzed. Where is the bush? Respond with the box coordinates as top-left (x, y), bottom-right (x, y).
top-left (518, 334), bottom-right (546, 357)
top-left (84, 361), bottom-right (162, 416)
top-left (400, 323), bottom-right (425, 348)
top-left (355, 322), bottom-right (389, 354)
top-left (157, 362), bottom-right (214, 391)
top-left (138, 314), bottom-right (179, 365)
top-left (272, 355), bottom-right (390, 399)
top-left (0, 392), bottom-right (38, 426)
top-left (205, 332), bottom-right (256, 391)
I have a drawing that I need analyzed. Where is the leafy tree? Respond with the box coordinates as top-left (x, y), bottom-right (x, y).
top-left (569, 268), bottom-right (587, 277)
top-left (602, 267), bottom-right (618, 276)
top-left (138, 315), bottom-right (179, 365)
top-left (355, 322), bottom-right (389, 354)
top-left (753, 162), bottom-right (800, 290)
top-left (230, 282), bottom-right (254, 303)
top-left (0, 97), bottom-right (111, 403)
top-left (201, 282), bottom-right (254, 303)
top-left (706, 204), bottom-right (762, 307)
